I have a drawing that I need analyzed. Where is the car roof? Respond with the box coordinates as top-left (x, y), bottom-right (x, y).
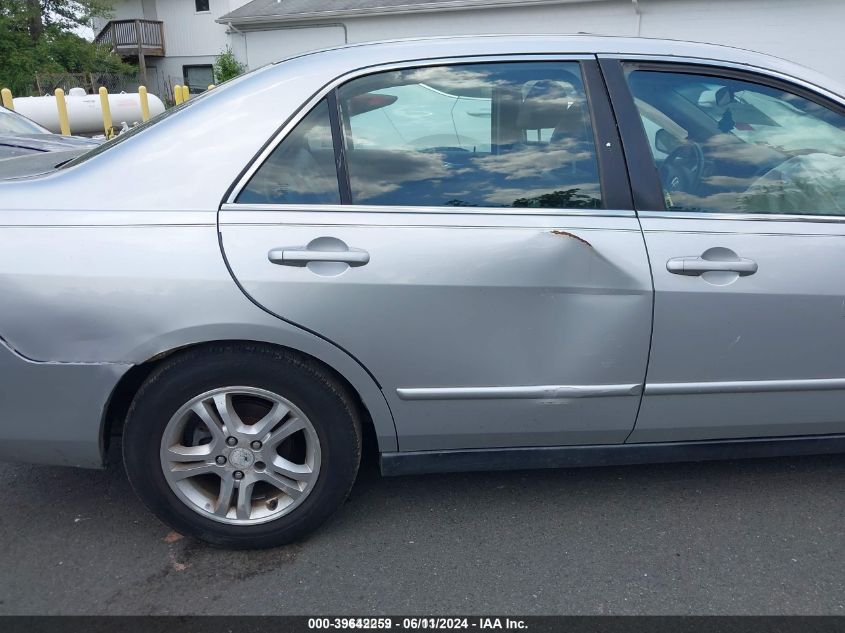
top-left (268, 34), bottom-right (845, 100)
top-left (280, 34), bottom-right (770, 62)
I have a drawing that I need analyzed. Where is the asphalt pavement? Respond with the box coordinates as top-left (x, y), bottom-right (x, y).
top-left (0, 447), bottom-right (842, 615)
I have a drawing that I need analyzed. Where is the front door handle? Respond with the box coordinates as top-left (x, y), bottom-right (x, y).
top-left (268, 248), bottom-right (370, 267)
top-left (666, 256), bottom-right (758, 276)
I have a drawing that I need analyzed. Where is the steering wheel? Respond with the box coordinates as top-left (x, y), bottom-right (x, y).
top-left (659, 141), bottom-right (705, 193)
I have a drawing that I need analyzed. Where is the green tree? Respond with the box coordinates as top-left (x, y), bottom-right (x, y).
top-left (512, 189), bottom-right (601, 209)
top-left (0, 0), bottom-right (134, 96)
top-left (28, 0), bottom-right (114, 36)
top-left (214, 46), bottom-right (246, 84)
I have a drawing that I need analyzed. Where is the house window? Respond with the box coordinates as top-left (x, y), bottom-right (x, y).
top-left (195, 0), bottom-right (210, 12)
top-left (183, 65), bottom-right (215, 93)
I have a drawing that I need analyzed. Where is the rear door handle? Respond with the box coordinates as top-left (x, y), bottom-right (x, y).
top-left (667, 256), bottom-right (758, 276)
top-left (268, 248), bottom-right (370, 267)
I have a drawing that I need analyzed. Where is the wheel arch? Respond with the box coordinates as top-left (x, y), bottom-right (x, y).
top-left (103, 334), bottom-right (398, 460)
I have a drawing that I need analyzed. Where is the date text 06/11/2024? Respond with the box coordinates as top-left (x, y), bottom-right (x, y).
top-left (307, 618), bottom-right (529, 630)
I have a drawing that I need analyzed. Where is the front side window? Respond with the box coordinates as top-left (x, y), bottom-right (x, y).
top-left (195, 0), bottom-right (210, 12)
top-left (626, 68), bottom-right (845, 215)
top-left (237, 99), bottom-right (340, 205)
top-left (337, 62), bottom-right (603, 209)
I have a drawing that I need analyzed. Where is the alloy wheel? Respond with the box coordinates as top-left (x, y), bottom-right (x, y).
top-left (159, 386), bottom-right (321, 525)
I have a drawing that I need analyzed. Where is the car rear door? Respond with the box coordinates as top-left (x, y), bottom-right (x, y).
top-left (219, 57), bottom-right (654, 452)
top-left (601, 58), bottom-right (845, 442)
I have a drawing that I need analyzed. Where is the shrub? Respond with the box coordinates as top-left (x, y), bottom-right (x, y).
top-left (213, 46), bottom-right (246, 84)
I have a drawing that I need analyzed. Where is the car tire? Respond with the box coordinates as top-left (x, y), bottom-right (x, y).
top-left (122, 344), bottom-right (362, 549)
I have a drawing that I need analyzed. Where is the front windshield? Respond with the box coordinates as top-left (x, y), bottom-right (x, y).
top-left (0, 108), bottom-right (48, 135)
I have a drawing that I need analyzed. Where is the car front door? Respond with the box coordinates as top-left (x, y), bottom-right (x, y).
top-left (219, 58), bottom-right (654, 452)
top-left (602, 59), bottom-right (845, 442)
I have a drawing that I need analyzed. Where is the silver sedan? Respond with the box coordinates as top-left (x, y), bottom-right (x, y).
top-left (2, 35), bottom-right (845, 548)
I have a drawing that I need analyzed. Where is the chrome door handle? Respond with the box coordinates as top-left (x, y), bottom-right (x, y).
top-left (666, 256), bottom-right (758, 276)
top-left (268, 248), bottom-right (370, 267)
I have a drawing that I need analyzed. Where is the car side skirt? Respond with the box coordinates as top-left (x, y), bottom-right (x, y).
top-left (379, 434), bottom-right (845, 476)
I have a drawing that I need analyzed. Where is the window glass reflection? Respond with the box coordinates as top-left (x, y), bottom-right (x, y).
top-left (628, 70), bottom-right (845, 215)
top-left (237, 99), bottom-right (340, 205)
top-left (338, 63), bottom-right (603, 209)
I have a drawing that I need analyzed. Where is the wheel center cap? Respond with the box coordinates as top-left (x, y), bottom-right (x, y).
top-left (229, 447), bottom-right (255, 469)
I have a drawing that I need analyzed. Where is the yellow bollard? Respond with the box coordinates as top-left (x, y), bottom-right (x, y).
top-left (138, 86), bottom-right (151, 122)
top-left (181, 85), bottom-right (190, 103)
top-left (1, 88), bottom-right (13, 111)
top-left (207, 84), bottom-right (216, 91)
top-left (54, 88), bottom-right (71, 136)
top-left (174, 84), bottom-right (183, 105)
top-left (99, 87), bottom-right (114, 138)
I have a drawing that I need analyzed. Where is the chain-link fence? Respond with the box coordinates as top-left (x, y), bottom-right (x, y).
top-left (32, 69), bottom-right (162, 98)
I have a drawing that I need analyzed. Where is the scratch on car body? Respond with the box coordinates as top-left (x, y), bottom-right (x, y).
top-left (550, 230), bottom-right (592, 248)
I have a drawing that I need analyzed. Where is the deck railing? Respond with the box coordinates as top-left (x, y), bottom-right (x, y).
top-left (95, 19), bottom-right (165, 57)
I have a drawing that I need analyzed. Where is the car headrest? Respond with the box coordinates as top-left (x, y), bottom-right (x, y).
top-left (516, 79), bottom-right (583, 131)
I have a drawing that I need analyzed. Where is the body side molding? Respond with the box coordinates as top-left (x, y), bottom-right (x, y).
top-left (645, 378), bottom-right (845, 395)
top-left (396, 384), bottom-right (642, 401)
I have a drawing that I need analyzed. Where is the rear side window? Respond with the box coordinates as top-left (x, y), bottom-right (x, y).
top-left (626, 68), bottom-right (845, 215)
top-left (237, 99), bottom-right (340, 205)
top-left (337, 62), bottom-right (603, 209)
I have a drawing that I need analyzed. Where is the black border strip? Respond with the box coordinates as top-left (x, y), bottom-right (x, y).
top-left (327, 88), bottom-right (353, 205)
top-left (581, 58), bottom-right (634, 212)
top-left (380, 434), bottom-right (845, 476)
top-left (598, 58), bottom-right (667, 212)
top-left (1, 616), bottom-right (844, 633)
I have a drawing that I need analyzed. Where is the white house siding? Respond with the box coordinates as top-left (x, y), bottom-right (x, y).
top-left (236, 26), bottom-right (348, 69)
top-left (157, 0), bottom-right (241, 59)
top-left (639, 0), bottom-right (845, 85)
top-left (96, 0), bottom-right (144, 25)
top-left (151, 0), bottom-right (252, 88)
top-left (237, 0), bottom-right (845, 86)
top-left (94, 0), bottom-right (253, 98)
top-left (92, 0), bottom-right (143, 32)
top-left (140, 0), bottom-right (157, 20)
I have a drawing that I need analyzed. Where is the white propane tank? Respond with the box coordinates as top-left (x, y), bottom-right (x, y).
top-left (13, 91), bottom-right (165, 134)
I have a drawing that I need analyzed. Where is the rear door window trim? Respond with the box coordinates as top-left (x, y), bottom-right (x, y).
top-left (225, 54), bottom-right (634, 216)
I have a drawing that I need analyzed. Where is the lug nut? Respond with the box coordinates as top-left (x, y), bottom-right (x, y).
top-left (250, 440), bottom-right (262, 450)
top-left (215, 455), bottom-right (226, 466)
top-left (226, 437), bottom-right (238, 447)
top-left (233, 470), bottom-right (244, 480)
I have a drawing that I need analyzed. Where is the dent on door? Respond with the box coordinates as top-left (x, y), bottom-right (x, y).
top-left (220, 209), bottom-right (653, 451)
